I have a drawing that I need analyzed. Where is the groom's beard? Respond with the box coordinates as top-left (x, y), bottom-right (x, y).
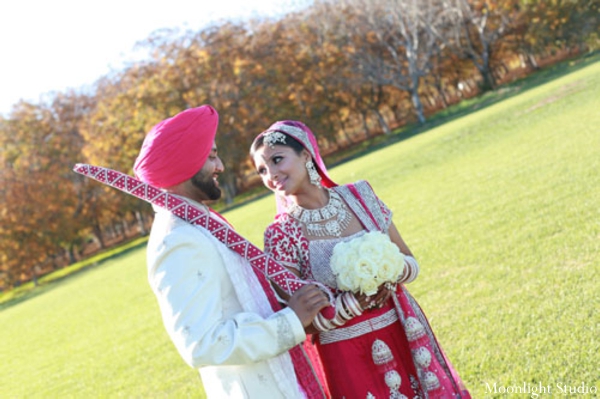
top-left (191, 169), bottom-right (222, 200)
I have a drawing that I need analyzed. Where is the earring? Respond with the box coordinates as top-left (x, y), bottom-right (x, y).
top-left (306, 161), bottom-right (322, 186)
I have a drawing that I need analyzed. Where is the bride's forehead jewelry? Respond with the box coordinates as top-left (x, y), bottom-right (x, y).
top-left (263, 131), bottom-right (287, 148)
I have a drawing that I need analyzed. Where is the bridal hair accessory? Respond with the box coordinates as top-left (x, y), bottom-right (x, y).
top-left (306, 160), bottom-right (322, 186)
top-left (287, 189), bottom-right (351, 237)
top-left (72, 163), bottom-right (337, 320)
top-left (263, 131), bottom-right (287, 148)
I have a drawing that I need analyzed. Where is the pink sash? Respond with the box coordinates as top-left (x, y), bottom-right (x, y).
top-left (73, 164), bottom-right (331, 397)
top-left (73, 164), bottom-right (334, 308)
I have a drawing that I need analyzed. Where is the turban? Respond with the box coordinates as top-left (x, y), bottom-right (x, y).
top-left (133, 105), bottom-right (219, 188)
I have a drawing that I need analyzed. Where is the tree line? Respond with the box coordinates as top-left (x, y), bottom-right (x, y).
top-left (0, 0), bottom-right (598, 289)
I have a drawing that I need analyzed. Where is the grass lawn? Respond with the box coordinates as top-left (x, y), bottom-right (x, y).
top-left (1, 56), bottom-right (599, 397)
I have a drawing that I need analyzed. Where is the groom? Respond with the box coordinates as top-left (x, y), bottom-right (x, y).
top-left (133, 105), bottom-right (329, 398)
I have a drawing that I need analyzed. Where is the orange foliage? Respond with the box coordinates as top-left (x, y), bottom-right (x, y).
top-left (0, 0), bottom-right (597, 288)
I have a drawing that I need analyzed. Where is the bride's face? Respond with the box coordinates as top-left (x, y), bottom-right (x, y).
top-left (253, 144), bottom-right (311, 196)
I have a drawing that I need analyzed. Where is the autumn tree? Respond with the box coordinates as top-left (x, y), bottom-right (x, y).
top-left (512, 0), bottom-right (600, 70)
top-left (2, 0), bottom-right (595, 288)
top-left (255, 8), bottom-right (358, 147)
top-left (320, 0), bottom-right (449, 124)
top-left (0, 93), bottom-right (90, 287)
top-left (438, 0), bottom-right (521, 91)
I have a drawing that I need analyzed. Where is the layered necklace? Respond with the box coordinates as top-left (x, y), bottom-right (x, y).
top-left (287, 189), bottom-right (352, 237)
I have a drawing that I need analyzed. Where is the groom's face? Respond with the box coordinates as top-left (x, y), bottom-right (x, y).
top-left (191, 143), bottom-right (224, 201)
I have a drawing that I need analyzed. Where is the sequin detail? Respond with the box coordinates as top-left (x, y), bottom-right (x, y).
top-left (372, 339), bottom-right (394, 365)
top-left (371, 340), bottom-right (408, 399)
top-left (403, 316), bottom-right (426, 341)
top-left (319, 309), bottom-right (398, 344)
top-left (275, 312), bottom-right (296, 350)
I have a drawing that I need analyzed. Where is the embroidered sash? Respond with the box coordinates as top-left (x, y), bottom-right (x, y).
top-left (337, 181), bottom-right (390, 232)
top-left (73, 164), bottom-right (335, 319)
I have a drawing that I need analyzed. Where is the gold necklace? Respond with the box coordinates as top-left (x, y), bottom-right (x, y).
top-left (287, 189), bottom-right (351, 237)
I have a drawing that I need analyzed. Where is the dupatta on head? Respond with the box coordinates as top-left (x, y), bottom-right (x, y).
top-left (253, 120), bottom-right (336, 214)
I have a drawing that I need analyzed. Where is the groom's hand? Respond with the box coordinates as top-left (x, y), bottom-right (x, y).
top-left (288, 285), bottom-right (330, 327)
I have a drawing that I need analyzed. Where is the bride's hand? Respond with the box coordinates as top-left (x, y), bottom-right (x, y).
top-left (355, 283), bottom-right (395, 310)
top-left (353, 291), bottom-right (371, 310)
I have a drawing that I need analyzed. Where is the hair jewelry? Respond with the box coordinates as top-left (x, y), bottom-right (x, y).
top-left (263, 131), bottom-right (287, 148)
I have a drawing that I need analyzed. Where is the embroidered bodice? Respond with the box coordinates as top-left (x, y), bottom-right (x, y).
top-left (264, 181), bottom-right (392, 290)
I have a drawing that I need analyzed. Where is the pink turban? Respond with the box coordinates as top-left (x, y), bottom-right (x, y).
top-left (133, 105), bottom-right (219, 188)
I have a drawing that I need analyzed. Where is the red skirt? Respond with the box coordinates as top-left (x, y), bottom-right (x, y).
top-left (314, 287), bottom-right (471, 399)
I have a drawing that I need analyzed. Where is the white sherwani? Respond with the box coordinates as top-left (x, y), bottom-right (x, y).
top-left (147, 202), bottom-right (307, 398)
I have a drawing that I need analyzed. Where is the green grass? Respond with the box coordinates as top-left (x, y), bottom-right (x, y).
top-left (0, 248), bottom-right (202, 398)
top-left (225, 58), bottom-right (600, 397)
top-left (0, 237), bottom-right (149, 309)
top-left (2, 57), bottom-right (599, 397)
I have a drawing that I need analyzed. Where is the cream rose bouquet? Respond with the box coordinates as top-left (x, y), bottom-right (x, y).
top-left (330, 231), bottom-right (405, 296)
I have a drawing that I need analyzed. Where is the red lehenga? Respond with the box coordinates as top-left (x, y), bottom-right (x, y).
top-left (264, 180), bottom-right (471, 399)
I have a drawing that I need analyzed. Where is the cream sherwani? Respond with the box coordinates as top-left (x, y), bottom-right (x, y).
top-left (146, 201), bottom-right (307, 398)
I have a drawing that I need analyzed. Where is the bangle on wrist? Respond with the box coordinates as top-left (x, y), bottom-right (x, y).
top-left (343, 292), bottom-right (363, 317)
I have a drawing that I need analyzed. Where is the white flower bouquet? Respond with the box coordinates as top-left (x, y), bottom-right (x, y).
top-left (330, 231), bottom-right (405, 296)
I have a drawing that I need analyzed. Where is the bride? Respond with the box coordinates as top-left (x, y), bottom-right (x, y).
top-left (250, 120), bottom-right (471, 398)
